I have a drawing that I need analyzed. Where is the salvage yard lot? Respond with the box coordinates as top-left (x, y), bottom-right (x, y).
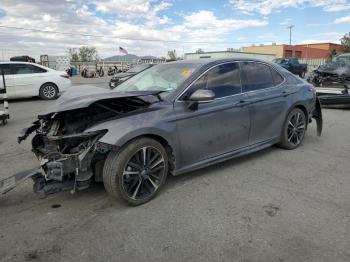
top-left (1, 77), bottom-right (350, 262)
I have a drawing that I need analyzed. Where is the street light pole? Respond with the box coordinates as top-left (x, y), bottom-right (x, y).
top-left (287, 25), bottom-right (294, 45)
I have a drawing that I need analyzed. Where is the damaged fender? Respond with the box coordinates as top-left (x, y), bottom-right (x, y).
top-left (312, 97), bottom-right (323, 136)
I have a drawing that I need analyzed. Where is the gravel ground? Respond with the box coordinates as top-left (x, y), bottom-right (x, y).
top-left (0, 77), bottom-right (350, 262)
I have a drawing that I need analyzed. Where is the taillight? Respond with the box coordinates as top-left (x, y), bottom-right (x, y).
top-left (60, 74), bottom-right (69, 79)
top-left (308, 84), bottom-right (316, 93)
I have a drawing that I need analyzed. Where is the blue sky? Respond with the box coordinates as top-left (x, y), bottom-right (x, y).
top-left (0, 0), bottom-right (349, 59)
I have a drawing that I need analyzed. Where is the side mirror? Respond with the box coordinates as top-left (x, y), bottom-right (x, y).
top-left (189, 89), bottom-right (215, 102)
top-left (187, 89), bottom-right (215, 110)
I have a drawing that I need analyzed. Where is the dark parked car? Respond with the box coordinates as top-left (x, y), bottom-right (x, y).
top-left (308, 53), bottom-right (350, 108)
top-left (17, 58), bottom-right (322, 205)
top-left (274, 58), bottom-right (307, 78)
top-left (10, 55), bottom-right (36, 63)
top-left (109, 63), bottom-right (154, 89)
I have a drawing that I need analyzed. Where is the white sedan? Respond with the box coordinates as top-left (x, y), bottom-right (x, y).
top-left (0, 62), bottom-right (71, 100)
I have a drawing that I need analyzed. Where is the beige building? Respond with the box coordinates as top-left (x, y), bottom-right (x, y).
top-left (241, 43), bottom-right (342, 59)
top-left (241, 44), bottom-right (284, 58)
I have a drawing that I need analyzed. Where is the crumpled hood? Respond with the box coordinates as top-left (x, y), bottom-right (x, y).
top-left (39, 85), bottom-right (161, 117)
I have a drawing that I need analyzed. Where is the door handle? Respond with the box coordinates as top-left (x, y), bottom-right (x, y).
top-left (238, 100), bottom-right (251, 107)
top-left (282, 91), bottom-right (294, 97)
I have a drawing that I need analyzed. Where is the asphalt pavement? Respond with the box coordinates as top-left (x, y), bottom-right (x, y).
top-left (0, 77), bottom-right (350, 262)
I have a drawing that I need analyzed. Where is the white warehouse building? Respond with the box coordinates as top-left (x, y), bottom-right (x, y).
top-left (184, 50), bottom-right (276, 62)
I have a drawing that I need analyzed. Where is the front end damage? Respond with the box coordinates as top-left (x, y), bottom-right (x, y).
top-left (15, 94), bottom-right (155, 195)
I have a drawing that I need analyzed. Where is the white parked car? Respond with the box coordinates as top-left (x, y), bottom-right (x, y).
top-left (0, 62), bottom-right (71, 100)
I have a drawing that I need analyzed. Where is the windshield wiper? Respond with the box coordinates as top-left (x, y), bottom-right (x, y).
top-left (151, 90), bottom-right (169, 102)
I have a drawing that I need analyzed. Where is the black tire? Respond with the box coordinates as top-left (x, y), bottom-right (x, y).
top-left (299, 71), bottom-right (306, 78)
top-left (278, 108), bottom-right (307, 150)
top-left (103, 138), bottom-right (169, 206)
top-left (39, 83), bottom-right (58, 100)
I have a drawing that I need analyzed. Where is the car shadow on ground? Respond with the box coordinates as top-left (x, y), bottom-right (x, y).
top-left (164, 146), bottom-right (275, 189)
top-left (60, 146), bottom-right (277, 206)
top-left (0, 97), bottom-right (43, 103)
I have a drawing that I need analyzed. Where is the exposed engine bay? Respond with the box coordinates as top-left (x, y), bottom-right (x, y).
top-left (17, 95), bottom-right (155, 195)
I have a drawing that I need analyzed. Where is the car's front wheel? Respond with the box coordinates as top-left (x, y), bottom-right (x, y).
top-left (39, 83), bottom-right (58, 100)
top-left (278, 108), bottom-right (307, 150)
top-left (103, 138), bottom-right (168, 205)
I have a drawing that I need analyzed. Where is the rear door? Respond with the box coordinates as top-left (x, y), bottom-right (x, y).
top-left (0, 64), bottom-right (15, 98)
top-left (11, 63), bottom-right (47, 97)
top-left (239, 61), bottom-right (288, 145)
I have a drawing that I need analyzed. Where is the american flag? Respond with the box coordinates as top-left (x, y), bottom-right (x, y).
top-left (119, 46), bottom-right (128, 55)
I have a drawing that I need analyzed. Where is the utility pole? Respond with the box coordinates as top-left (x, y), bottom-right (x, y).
top-left (287, 25), bottom-right (294, 45)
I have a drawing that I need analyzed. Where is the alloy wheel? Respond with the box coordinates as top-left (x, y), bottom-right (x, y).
top-left (287, 111), bottom-right (306, 146)
top-left (122, 146), bottom-right (165, 201)
top-left (42, 85), bottom-right (56, 99)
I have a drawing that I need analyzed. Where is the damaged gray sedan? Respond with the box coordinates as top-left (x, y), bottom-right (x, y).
top-left (12, 59), bottom-right (322, 205)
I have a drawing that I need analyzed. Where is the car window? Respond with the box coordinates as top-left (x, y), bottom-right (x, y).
top-left (128, 64), bottom-right (151, 73)
top-left (11, 64), bottom-right (46, 74)
top-left (182, 62), bottom-right (242, 99)
top-left (206, 63), bottom-right (241, 98)
top-left (0, 64), bottom-right (11, 75)
top-left (11, 64), bottom-right (33, 74)
top-left (270, 68), bottom-right (284, 85)
top-left (31, 65), bottom-right (47, 73)
top-left (240, 62), bottom-right (275, 92)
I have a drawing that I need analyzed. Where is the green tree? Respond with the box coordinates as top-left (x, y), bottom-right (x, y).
top-left (167, 50), bottom-right (177, 61)
top-left (68, 48), bottom-right (79, 62)
top-left (78, 46), bottom-right (99, 62)
top-left (67, 46), bottom-right (99, 62)
top-left (340, 33), bottom-right (350, 52)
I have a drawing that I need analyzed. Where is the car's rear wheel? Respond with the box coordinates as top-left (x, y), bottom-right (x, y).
top-left (278, 108), bottom-right (307, 150)
top-left (299, 71), bottom-right (306, 78)
top-left (39, 83), bottom-right (58, 100)
top-left (103, 138), bottom-right (168, 205)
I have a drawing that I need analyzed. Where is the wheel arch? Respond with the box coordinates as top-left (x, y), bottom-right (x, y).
top-left (288, 102), bottom-right (308, 118)
top-left (294, 104), bottom-right (308, 122)
top-left (122, 134), bottom-right (176, 176)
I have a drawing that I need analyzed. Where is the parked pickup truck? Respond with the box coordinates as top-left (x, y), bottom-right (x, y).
top-left (274, 58), bottom-right (307, 78)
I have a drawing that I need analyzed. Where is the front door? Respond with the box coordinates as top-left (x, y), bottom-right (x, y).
top-left (173, 62), bottom-right (250, 169)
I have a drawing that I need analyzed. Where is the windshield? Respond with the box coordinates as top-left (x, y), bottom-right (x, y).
top-left (332, 55), bottom-right (350, 66)
top-left (127, 64), bottom-right (151, 73)
top-left (115, 62), bottom-right (203, 97)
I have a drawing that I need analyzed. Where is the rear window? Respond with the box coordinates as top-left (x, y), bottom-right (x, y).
top-left (240, 62), bottom-right (275, 92)
top-left (270, 68), bottom-right (284, 85)
top-left (31, 65), bottom-right (47, 73)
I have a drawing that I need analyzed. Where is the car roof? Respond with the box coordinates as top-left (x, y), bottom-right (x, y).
top-left (0, 61), bottom-right (38, 65)
top-left (0, 61), bottom-right (52, 70)
top-left (167, 57), bottom-right (273, 66)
